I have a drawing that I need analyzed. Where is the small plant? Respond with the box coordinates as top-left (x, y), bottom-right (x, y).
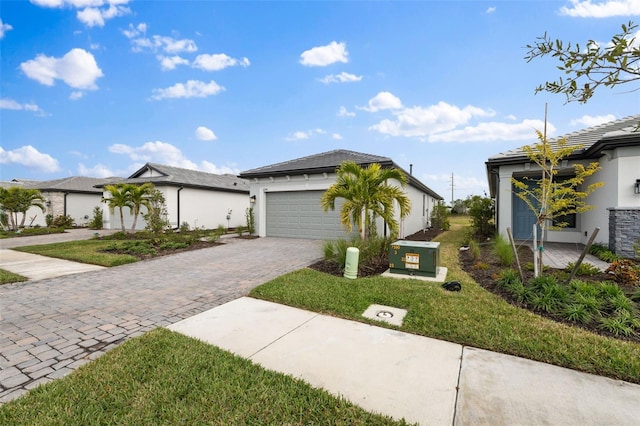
top-left (468, 239), bottom-right (481, 260)
top-left (496, 268), bottom-right (520, 289)
top-left (562, 303), bottom-right (592, 324)
top-left (493, 233), bottom-right (514, 266)
top-left (179, 221), bottom-right (191, 233)
top-left (217, 224), bottom-right (226, 235)
top-left (50, 214), bottom-right (74, 229)
top-left (323, 237), bottom-right (390, 271)
top-left (565, 261), bottom-right (601, 276)
top-left (88, 206), bottom-right (104, 230)
top-left (589, 243), bottom-right (621, 262)
top-left (245, 207), bottom-right (255, 235)
top-left (599, 312), bottom-right (637, 337)
top-left (430, 201), bottom-right (450, 231)
top-left (236, 225), bottom-right (245, 237)
top-left (605, 260), bottom-right (640, 286)
top-left (472, 261), bottom-right (490, 270)
top-left (143, 188), bottom-right (170, 235)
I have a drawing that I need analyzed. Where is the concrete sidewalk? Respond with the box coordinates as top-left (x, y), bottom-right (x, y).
top-left (0, 249), bottom-right (105, 280)
top-left (169, 297), bottom-right (640, 426)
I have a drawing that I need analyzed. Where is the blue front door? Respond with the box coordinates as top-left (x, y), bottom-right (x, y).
top-left (512, 186), bottom-right (539, 240)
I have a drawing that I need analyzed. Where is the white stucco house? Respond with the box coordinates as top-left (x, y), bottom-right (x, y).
top-left (98, 163), bottom-right (250, 231)
top-left (239, 149), bottom-right (444, 240)
top-left (486, 115), bottom-right (640, 257)
top-left (1, 177), bottom-right (121, 228)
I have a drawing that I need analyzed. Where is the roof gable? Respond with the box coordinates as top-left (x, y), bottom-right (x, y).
top-left (488, 115), bottom-right (639, 163)
top-left (239, 149), bottom-right (393, 177)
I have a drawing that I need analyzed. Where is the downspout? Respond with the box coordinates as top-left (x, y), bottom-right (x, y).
top-left (176, 186), bottom-right (184, 229)
top-left (63, 192), bottom-right (69, 216)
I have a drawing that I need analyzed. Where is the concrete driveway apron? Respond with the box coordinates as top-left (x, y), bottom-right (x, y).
top-left (0, 237), bottom-right (321, 403)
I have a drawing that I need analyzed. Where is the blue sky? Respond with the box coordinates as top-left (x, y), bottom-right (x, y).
top-left (1, 0), bottom-right (639, 201)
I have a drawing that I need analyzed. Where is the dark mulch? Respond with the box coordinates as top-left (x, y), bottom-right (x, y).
top-left (459, 243), bottom-right (640, 344)
top-left (102, 240), bottom-right (223, 260)
top-left (308, 228), bottom-right (445, 278)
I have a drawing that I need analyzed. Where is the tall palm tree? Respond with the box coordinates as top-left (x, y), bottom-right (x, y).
top-left (103, 184), bottom-right (133, 233)
top-left (321, 161), bottom-right (411, 239)
top-left (127, 183), bottom-right (154, 232)
top-left (0, 187), bottom-right (46, 230)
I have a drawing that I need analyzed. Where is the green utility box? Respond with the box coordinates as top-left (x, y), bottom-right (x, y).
top-left (389, 240), bottom-right (440, 277)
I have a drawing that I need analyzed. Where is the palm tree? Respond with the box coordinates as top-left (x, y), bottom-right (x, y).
top-left (127, 183), bottom-right (154, 232)
top-left (103, 184), bottom-right (133, 233)
top-left (0, 187), bottom-right (46, 230)
top-left (321, 161), bottom-right (411, 239)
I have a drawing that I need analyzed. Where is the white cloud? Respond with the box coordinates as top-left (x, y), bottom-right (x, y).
top-left (299, 41), bottom-right (349, 67)
top-left (570, 114), bottom-right (616, 127)
top-left (427, 119), bottom-right (554, 143)
top-left (359, 91), bottom-right (403, 112)
top-left (370, 101), bottom-right (497, 138)
top-left (559, 0), bottom-right (640, 17)
top-left (132, 35), bottom-right (197, 54)
top-left (0, 145), bottom-right (60, 172)
top-left (157, 55), bottom-right (189, 70)
top-left (89, 43), bottom-right (100, 50)
top-left (20, 48), bottom-right (103, 89)
top-left (486, 6), bottom-right (496, 13)
top-left (285, 128), bottom-right (327, 141)
top-left (332, 133), bottom-right (343, 140)
top-left (150, 80), bottom-right (224, 100)
top-left (192, 53), bottom-right (250, 71)
top-left (108, 141), bottom-right (238, 174)
top-left (32, 0), bottom-right (131, 27)
top-left (337, 106), bottom-right (356, 117)
top-left (78, 162), bottom-right (116, 177)
top-left (0, 19), bottom-right (13, 39)
top-left (195, 126), bottom-right (217, 141)
top-left (69, 91), bottom-right (84, 100)
top-left (0, 98), bottom-right (43, 113)
top-left (319, 72), bottom-right (362, 84)
top-left (122, 22), bottom-right (146, 38)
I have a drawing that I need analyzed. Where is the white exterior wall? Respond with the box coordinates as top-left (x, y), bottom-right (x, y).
top-left (496, 146), bottom-right (640, 245)
top-left (102, 185), bottom-right (249, 231)
top-left (66, 193), bottom-right (103, 227)
top-left (249, 173), bottom-right (437, 238)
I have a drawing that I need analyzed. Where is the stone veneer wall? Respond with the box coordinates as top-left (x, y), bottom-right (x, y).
top-left (608, 207), bottom-right (640, 258)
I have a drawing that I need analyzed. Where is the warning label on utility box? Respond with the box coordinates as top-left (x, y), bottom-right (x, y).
top-left (404, 253), bottom-right (420, 269)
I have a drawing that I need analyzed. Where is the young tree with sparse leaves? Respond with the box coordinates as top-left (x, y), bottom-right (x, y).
top-left (511, 131), bottom-right (603, 277)
top-left (525, 21), bottom-right (639, 104)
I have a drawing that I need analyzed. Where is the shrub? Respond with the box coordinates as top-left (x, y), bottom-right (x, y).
top-left (430, 202), bottom-right (450, 231)
top-left (605, 260), bottom-right (640, 286)
top-left (468, 194), bottom-right (495, 238)
top-left (158, 241), bottom-right (189, 251)
top-left (49, 214), bottom-right (74, 229)
top-left (323, 237), bottom-right (390, 271)
top-left (245, 208), bottom-right (255, 235)
top-left (565, 261), bottom-right (601, 276)
top-left (88, 206), bottom-right (103, 230)
top-left (562, 303), bottom-right (592, 324)
top-left (493, 233), bottom-right (514, 266)
top-left (473, 261), bottom-right (490, 270)
top-left (599, 312), bottom-right (637, 337)
top-left (589, 243), bottom-right (621, 262)
top-left (468, 239), bottom-right (481, 260)
top-left (143, 188), bottom-right (170, 235)
top-left (496, 268), bottom-right (520, 289)
top-left (179, 221), bottom-right (190, 233)
top-left (104, 240), bottom-right (156, 256)
top-left (528, 275), bottom-right (569, 313)
top-left (236, 225), bottom-right (245, 236)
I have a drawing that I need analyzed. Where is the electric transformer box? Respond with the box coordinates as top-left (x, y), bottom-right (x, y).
top-left (389, 240), bottom-right (440, 277)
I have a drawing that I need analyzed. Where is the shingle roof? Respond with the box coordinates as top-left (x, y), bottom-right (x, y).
top-left (105, 163), bottom-right (249, 193)
top-left (240, 149), bottom-right (393, 177)
top-left (487, 114), bottom-right (640, 163)
top-left (25, 176), bottom-right (122, 193)
top-left (239, 149), bottom-right (443, 200)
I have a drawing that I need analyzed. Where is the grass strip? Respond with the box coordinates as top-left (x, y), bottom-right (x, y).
top-left (0, 328), bottom-right (408, 425)
top-left (0, 268), bottom-right (28, 285)
top-left (250, 217), bottom-right (640, 384)
top-left (14, 240), bottom-right (138, 267)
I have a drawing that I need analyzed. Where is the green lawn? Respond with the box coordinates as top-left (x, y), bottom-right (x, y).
top-left (15, 240), bottom-right (138, 267)
top-left (0, 268), bottom-right (28, 285)
top-left (0, 329), bottom-right (408, 426)
top-left (250, 216), bottom-right (640, 384)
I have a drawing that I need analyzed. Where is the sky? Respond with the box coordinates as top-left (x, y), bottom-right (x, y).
top-left (1, 0), bottom-right (639, 202)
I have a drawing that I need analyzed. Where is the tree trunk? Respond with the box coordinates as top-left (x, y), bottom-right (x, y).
top-left (130, 207), bottom-right (139, 233)
top-left (118, 207), bottom-right (126, 233)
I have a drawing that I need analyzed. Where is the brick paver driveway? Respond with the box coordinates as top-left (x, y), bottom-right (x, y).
top-left (0, 237), bottom-right (321, 403)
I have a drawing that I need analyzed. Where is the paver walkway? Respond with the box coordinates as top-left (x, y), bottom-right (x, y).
top-left (0, 237), bottom-right (321, 403)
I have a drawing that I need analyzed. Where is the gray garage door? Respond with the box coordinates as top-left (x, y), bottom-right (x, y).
top-left (266, 191), bottom-right (355, 240)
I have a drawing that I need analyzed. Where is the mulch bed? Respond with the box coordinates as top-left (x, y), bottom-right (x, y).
top-left (459, 243), bottom-right (640, 344)
top-left (308, 228), bottom-right (444, 278)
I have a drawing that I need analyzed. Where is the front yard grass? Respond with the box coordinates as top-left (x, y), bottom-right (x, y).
top-left (0, 328), bottom-right (406, 426)
top-left (0, 268), bottom-right (28, 284)
top-left (250, 216), bottom-right (640, 384)
top-left (14, 240), bottom-right (138, 267)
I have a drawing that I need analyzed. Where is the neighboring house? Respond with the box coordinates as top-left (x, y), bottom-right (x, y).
top-left (486, 115), bottom-right (640, 257)
top-left (98, 163), bottom-right (250, 230)
top-left (0, 177), bottom-right (119, 228)
top-left (239, 149), bottom-right (444, 240)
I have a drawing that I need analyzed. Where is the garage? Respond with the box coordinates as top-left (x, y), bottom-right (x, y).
top-left (265, 191), bottom-right (354, 239)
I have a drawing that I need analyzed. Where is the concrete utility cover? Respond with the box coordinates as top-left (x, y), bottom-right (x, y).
top-left (362, 304), bottom-right (407, 326)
